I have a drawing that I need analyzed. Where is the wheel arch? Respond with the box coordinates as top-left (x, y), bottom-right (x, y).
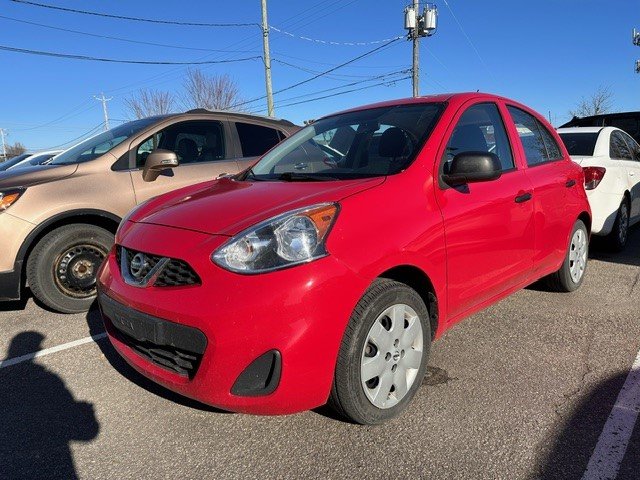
top-left (19, 209), bottom-right (121, 281)
top-left (377, 265), bottom-right (439, 339)
top-left (578, 211), bottom-right (592, 235)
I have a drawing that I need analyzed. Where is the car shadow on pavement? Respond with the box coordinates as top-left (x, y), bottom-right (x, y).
top-left (590, 225), bottom-right (640, 268)
top-left (86, 304), bottom-right (228, 414)
top-left (0, 331), bottom-right (100, 480)
top-left (536, 371), bottom-right (639, 480)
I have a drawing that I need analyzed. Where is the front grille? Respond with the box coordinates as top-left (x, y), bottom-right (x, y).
top-left (116, 330), bottom-right (202, 378)
top-left (155, 259), bottom-right (201, 287)
top-left (99, 292), bottom-right (207, 379)
top-left (117, 246), bottom-right (201, 288)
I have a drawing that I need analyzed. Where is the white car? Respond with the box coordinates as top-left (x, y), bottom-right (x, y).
top-left (6, 150), bottom-right (63, 171)
top-left (557, 126), bottom-right (640, 250)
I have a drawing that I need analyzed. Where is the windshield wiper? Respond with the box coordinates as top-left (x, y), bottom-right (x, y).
top-left (276, 172), bottom-right (338, 182)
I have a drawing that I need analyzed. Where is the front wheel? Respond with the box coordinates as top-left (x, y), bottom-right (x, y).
top-left (546, 219), bottom-right (589, 292)
top-left (27, 224), bottom-right (114, 313)
top-left (329, 279), bottom-right (431, 425)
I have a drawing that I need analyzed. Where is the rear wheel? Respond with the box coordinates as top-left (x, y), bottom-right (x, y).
top-left (27, 224), bottom-right (113, 313)
top-left (605, 199), bottom-right (629, 252)
top-left (546, 219), bottom-right (588, 292)
top-left (329, 279), bottom-right (431, 425)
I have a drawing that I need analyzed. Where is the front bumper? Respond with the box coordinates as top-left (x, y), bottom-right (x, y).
top-left (98, 222), bottom-right (368, 415)
top-left (0, 262), bottom-right (22, 301)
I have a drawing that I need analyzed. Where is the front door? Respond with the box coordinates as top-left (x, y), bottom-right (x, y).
top-left (433, 101), bottom-right (535, 320)
top-left (129, 119), bottom-right (240, 204)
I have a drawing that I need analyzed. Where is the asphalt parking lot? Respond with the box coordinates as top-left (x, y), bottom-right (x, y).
top-left (1, 230), bottom-right (639, 480)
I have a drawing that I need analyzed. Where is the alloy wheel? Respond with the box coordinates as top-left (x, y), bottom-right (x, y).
top-left (568, 229), bottom-right (587, 283)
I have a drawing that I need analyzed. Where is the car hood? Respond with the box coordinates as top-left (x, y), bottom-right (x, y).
top-left (135, 176), bottom-right (385, 236)
top-left (0, 163), bottom-right (78, 189)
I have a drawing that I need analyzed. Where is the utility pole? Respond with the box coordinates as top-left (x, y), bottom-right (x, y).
top-left (634, 28), bottom-right (640, 73)
top-left (0, 128), bottom-right (7, 161)
top-left (260, 0), bottom-right (275, 117)
top-left (412, 0), bottom-right (420, 97)
top-left (404, 3), bottom-right (438, 97)
top-left (94, 92), bottom-right (112, 131)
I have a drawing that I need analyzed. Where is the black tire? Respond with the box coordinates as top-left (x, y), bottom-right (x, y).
top-left (27, 224), bottom-right (114, 314)
top-left (605, 199), bottom-right (629, 252)
top-left (328, 279), bottom-right (431, 425)
top-left (546, 219), bottom-right (588, 293)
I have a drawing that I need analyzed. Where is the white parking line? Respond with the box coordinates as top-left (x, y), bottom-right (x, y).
top-left (582, 347), bottom-right (640, 480)
top-left (0, 333), bottom-right (107, 369)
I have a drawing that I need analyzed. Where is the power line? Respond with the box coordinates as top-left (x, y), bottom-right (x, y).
top-left (231, 37), bottom-right (402, 110)
top-left (0, 44), bottom-right (262, 65)
top-left (45, 123), bottom-right (105, 150)
top-left (0, 14), bottom-right (261, 54)
top-left (270, 26), bottom-right (403, 46)
top-left (10, 0), bottom-right (259, 27)
top-left (441, 0), bottom-right (494, 79)
top-left (273, 59), bottom-right (397, 80)
top-left (274, 76), bottom-right (411, 110)
top-left (273, 70), bottom-right (411, 104)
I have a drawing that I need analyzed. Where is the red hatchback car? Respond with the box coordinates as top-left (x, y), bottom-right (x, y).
top-left (98, 93), bottom-right (591, 424)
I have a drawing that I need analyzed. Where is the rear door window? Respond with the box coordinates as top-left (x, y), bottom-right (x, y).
top-left (507, 106), bottom-right (562, 166)
top-left (610, 131), bottom-right (633, 160)
top-left (236, 122), bottom-right (283, 157)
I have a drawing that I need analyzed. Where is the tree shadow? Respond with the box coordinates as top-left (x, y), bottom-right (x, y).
top-left (537, 371), bottom-right (640, 479)
top-left (86, 303), bottom-right (227, 413)
top-left (0, 331), bottom-right (100, 480)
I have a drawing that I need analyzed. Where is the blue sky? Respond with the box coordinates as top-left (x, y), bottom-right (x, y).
top-left (0, 0), bottom-right (638, 152)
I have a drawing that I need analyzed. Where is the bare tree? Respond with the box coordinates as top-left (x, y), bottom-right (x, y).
top-left (182, 69), bottom-right (244, 111)
top-left (569, 86), bottom-right (614, 118)
top-left (124, 89), bottom-right (176, 119)
top-left (6, 142), bottom-right (26, 158)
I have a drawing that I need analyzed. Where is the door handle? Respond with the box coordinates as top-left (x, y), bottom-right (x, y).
top-left (515, 192), bottom-right (533, 203)
top-left (565, 179), bottom-right (576, 187)
top-left (630, 172), bottom-right (636, 177)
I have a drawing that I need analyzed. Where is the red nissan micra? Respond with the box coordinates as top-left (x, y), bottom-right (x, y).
top-left (98, 93), bottom-right (591, 424)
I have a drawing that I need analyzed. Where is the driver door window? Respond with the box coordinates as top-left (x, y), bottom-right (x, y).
top-left (443, 102), bottom-right (514, 173)
top-left (135, 120), bottom-right (225, 168)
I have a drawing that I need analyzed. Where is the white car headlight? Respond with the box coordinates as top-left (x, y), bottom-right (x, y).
top-left (212, 203), bottom-right (339, 273)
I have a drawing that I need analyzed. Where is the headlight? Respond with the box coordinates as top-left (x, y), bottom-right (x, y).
top-left (0, 188), bottom-right (25, 212)
top-left (212, 203), bottom-right (339, 273)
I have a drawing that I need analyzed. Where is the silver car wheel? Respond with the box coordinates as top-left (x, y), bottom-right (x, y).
top-left (568, 228), bottom-right (587, 283)
top-left (360, 304), bottom-right (424, 409)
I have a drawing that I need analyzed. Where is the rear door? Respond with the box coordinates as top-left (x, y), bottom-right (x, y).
top-left (619, 131), bottom-right (640, 220)
top-left (230, 121), bottom-right (288, 171)
top-left (434, 101), bottom-right (535, 320)
top-left (506, 105), bottom-right (574, 275)
top-left (128, 119), bottom-right (240, 204)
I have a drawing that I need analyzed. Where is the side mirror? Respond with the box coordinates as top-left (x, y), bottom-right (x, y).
top-left (442, 151), bottom-right (502, 186)
top-left (142, 149), bottom-right (179, 182)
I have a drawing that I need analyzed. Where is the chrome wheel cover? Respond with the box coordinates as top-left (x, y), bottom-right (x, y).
top-left (360, 304), bottom-right (424, 409)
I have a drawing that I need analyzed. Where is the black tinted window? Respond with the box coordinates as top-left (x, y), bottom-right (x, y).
top-left (508, 106), bottom-right (555, 166)
top-left (610, 131), bottom-right (633, 160)
top-left (236, 123), bottom-right (282, 157)
top-left (558, 133), bottom-right (598, 156)
top-left (444, 103), bottom-right (514, 172)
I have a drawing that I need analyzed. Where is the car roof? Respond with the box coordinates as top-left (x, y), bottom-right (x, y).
top-left (181, 109), bottom-right (296, 127)
top-left (556, 127), bottom-right (605, 134)
top-left (319, 92), bottom-right (528, 119)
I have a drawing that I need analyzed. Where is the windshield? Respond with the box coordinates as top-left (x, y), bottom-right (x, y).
top-left (49, 117), bottom-right (164, 166)
top-left (558, 132), bottom-right (598, 156)
top-left (0, 153), bottom-right (31, 171)
top-left (247, 103), bottom-right (445, 181)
